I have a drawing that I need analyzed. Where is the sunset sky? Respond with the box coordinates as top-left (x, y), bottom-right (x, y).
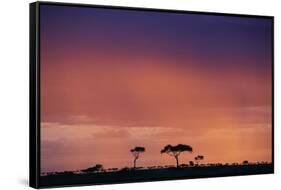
top-left (40, 4), bottom-right (272, 173)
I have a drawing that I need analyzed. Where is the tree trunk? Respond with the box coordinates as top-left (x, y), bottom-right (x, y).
top-left (133, 158), bottom-right (137, 169)
top-left (175, 156), bottom-right (179, 168)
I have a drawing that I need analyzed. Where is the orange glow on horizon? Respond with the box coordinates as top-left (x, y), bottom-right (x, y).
top-left (40, 54), bottom-right (272, 173)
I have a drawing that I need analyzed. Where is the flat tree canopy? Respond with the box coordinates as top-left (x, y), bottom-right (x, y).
top-left (161, 144), bottom-right (192, 155)
top-left (131, 147), bottom-right (145, 153)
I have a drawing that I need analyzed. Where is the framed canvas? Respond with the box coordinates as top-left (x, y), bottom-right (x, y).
top-left (29, 1), bottom-right (274, 188)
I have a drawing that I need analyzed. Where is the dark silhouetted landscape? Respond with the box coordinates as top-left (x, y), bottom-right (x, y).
top-left (40, 162), bottom-right (273, 187)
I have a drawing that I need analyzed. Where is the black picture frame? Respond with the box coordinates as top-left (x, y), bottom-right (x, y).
top-left (30, 1), bottom-right (274, 188)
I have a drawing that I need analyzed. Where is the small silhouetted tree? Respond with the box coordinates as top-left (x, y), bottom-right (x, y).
top-left (195, 155), bottom-right (204, 165)
top-left (130, 146), bottom-right (145, 169)
top-left (161, 144), bottom-right (193, 168)
top-left (189, 161), bottom-right (194, 166)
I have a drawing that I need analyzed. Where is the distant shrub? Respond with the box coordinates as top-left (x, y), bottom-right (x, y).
top-left (81, 164), bottom-right (104, 173)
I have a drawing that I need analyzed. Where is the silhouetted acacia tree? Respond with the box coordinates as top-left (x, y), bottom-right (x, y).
top-left (161, 144), bottom-right (193, 168)
top-left (130, 146), bottom-right (145, 169)
top-left (195, 155), bottom-right (204, 165)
